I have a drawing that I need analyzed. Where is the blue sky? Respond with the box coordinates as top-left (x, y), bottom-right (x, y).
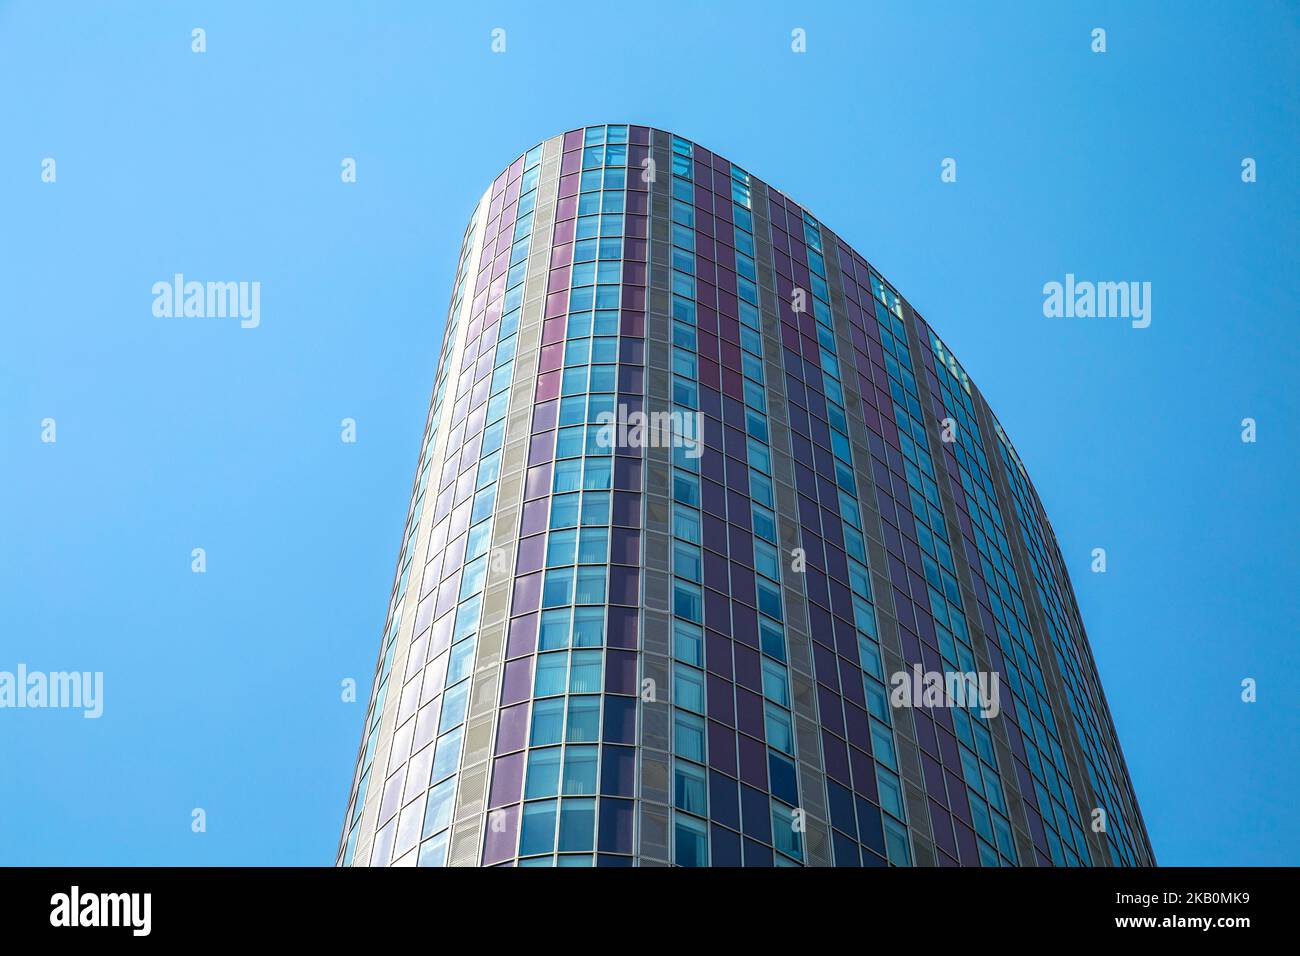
top-left (1, 1), bottom-right (1296, 866)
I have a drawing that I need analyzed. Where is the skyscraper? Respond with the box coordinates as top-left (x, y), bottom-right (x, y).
top-left (337, 126), bottom-right (1154, 868)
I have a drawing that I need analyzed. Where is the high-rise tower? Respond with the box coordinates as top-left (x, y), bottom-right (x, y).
top-left (337, 126), bottom-right (1154, 868)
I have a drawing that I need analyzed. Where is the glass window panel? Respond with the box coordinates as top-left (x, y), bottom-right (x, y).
top-left (673, 663), bottom-right (705, 714)
top-left (519, 799), bottom-right (557, 856)
top-left (773, 804), bottom-right (803, 861)
top-left (542, 567), bottom-right (574, 607)
top-left (673, 710), bottom-right (706, 763)
top-left (580, 491), bottom-right (610, 526)
top-left (674, 814), bottom-right (708, 867)
top-left (673, 620), bottom-right (703, 666)
top-left (552, 458), bottom-right (583, 492)
top-left (558, 798), bottom-right (596, 853)
top-left (534, 652), bottom-right (568, 697)
top-left (565, 696), bottom-right (601, 742)
top-left (438, 679), bottom-right (469, 733)
top-left (562, 745), bottom-right (598, 794)
top-left (673, 580), bottom-right (702, 623)
top-left (550, 493), bottom-right (580, 528)
top-left (538, 608), bottom-right (572, 650)
top-left (430, 726), bottom-right (463, 783)
top-left (572, 606), bottom-right (605, 647)
top-left (759, 619), bottom-right (786, 662)
top-left (525, 747), bottom-right (562, 799)
top-left (582, 458), bottom-right (612, 490)
top-left (417, 830), bottom-right (449, 867)
top-left (673, 507), bottom-right (700, 543)
top-left (569, 650), bottom-right (603, 693)
top-left (673, 540), bottom-right (702, 582)
top-left (761, 659), bottom-right (789, 706)
top-left (674, 762), bottom-right (708, 815)
top-left (530, 697), bottom-right (564, 745)
top-left (577, 527), bottom-right (608, 563)
top-left (574, 565), bottom-right (607, 605)
top-left (422, 777), bottom-right (455, 838)
top-left (546, 529), bottom-right (577, 567)
top-left (555, 425), bottom-right (585, 459)
top-left (765, 703), bottom-right (794, 755)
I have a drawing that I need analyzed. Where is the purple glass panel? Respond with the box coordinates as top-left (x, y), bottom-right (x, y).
top-left (604, 650), bottom-right (637, 695)
top-left (481, 804), bottom-right (519, 865)
top-left (510, 572), bottom-right (541, 615)
top-left (496, 702), bottom-right (529, 754)
top-left (488, 753), bottom-right (524, 808)
top-left (506, 613), bottom-right (538, 660)
top-left (597, 797), bottom-right (634, 853)
top-left (501, 657), bottom-right (534, 706)
top-left (602, 696), bottom-right (636, 744)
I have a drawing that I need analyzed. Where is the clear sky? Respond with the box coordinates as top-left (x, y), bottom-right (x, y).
top-left (1, 1), bottom-right (1296, 866)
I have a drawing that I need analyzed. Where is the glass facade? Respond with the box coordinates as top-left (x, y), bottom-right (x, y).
top-left (337, 126), bottom-right (1154, 868)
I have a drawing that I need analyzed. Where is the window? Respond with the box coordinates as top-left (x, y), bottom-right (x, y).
top-left (520, 800), bottom-right (557, 856)
top-left (558, 798), bottom-right (595, 853)
top-left (673, 470), bottom-right (700, 507)
top-left (430, 726), bottom-right (463, 783)
top-left (673, 620), bottom-right (703, 666)
top-left (673, 507), bottom-right (700, 543)
top-left (542, 567), bottom-right (574, 608)
top-left (575, 566), bottom-right (606, 604)
top-left (883, 817), bottom-right (912, 866)
top-left (761, 658), bottom-right (789, 706)
top-left (534, 652), bottom-right (567, 696)
top-left (580, 491), bottom-right (609, 526)
top-left (765, 703), bottom-right (794, 755)
top-left (422, 778), bottom-right (455, 838)
top-left (577, 527), bottom-right (608, 564)
top-left (673, 663), bottom-right (705, 714)
top-left (525, 747), bottom-right (561, 799)
top-left (870, 721), bottom-right (898, 771)
top-left (550, 493), bottom-right (580, 529)
top-left (552, 458), bottom-right (582, 492)
top-left (418, 830), bottom-right (449, 867)
top-left (754, 540), bottom-right (780, 582)
top-left (531, 698), bottom-right (564, 746)
top-left (752, 504), bottom-right (777, 543)
top-left (877, 766), bottom-right (906, 820)
top-left (562, 746), bottom-right (598, 794)
top-left (673, 540), bottom-right (702, 583)
top-left (674, 762), bottom-right (707, 814)
top-left (546, 529), bottom-right (577, 567)
top-left (673, 710), bottom-right (706, 763)
top-left (447, 637), bottom-right (475, 684)
top-left (772, 803), bottom-right (803, 860)
top-left (569, 650), bottom-right (602, 693)
top-left (582, 459), bottom-right (612, 491)
top-left (453, 595), bottom-right (481, 643)
top-left (759, 619), bottom-right (786, 662)
top-left (769, 751), bottom-right (799, 806)
top-left (566, 696), bottom-right (600, 742)
top-left (674, 814), bottom-right (708, 867)
top-left (556, 425), bottom-right (585, 459)
top-left (673, 580), bottom-right (702, 624)
top-left (572, 606), bottom-right (604, 647)
top-left (538, 609), bottom-right (571, 650)
top-left (756, 578), bottom-right (783, 621)
top-left (438, 679), bottom-right (469, 732)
